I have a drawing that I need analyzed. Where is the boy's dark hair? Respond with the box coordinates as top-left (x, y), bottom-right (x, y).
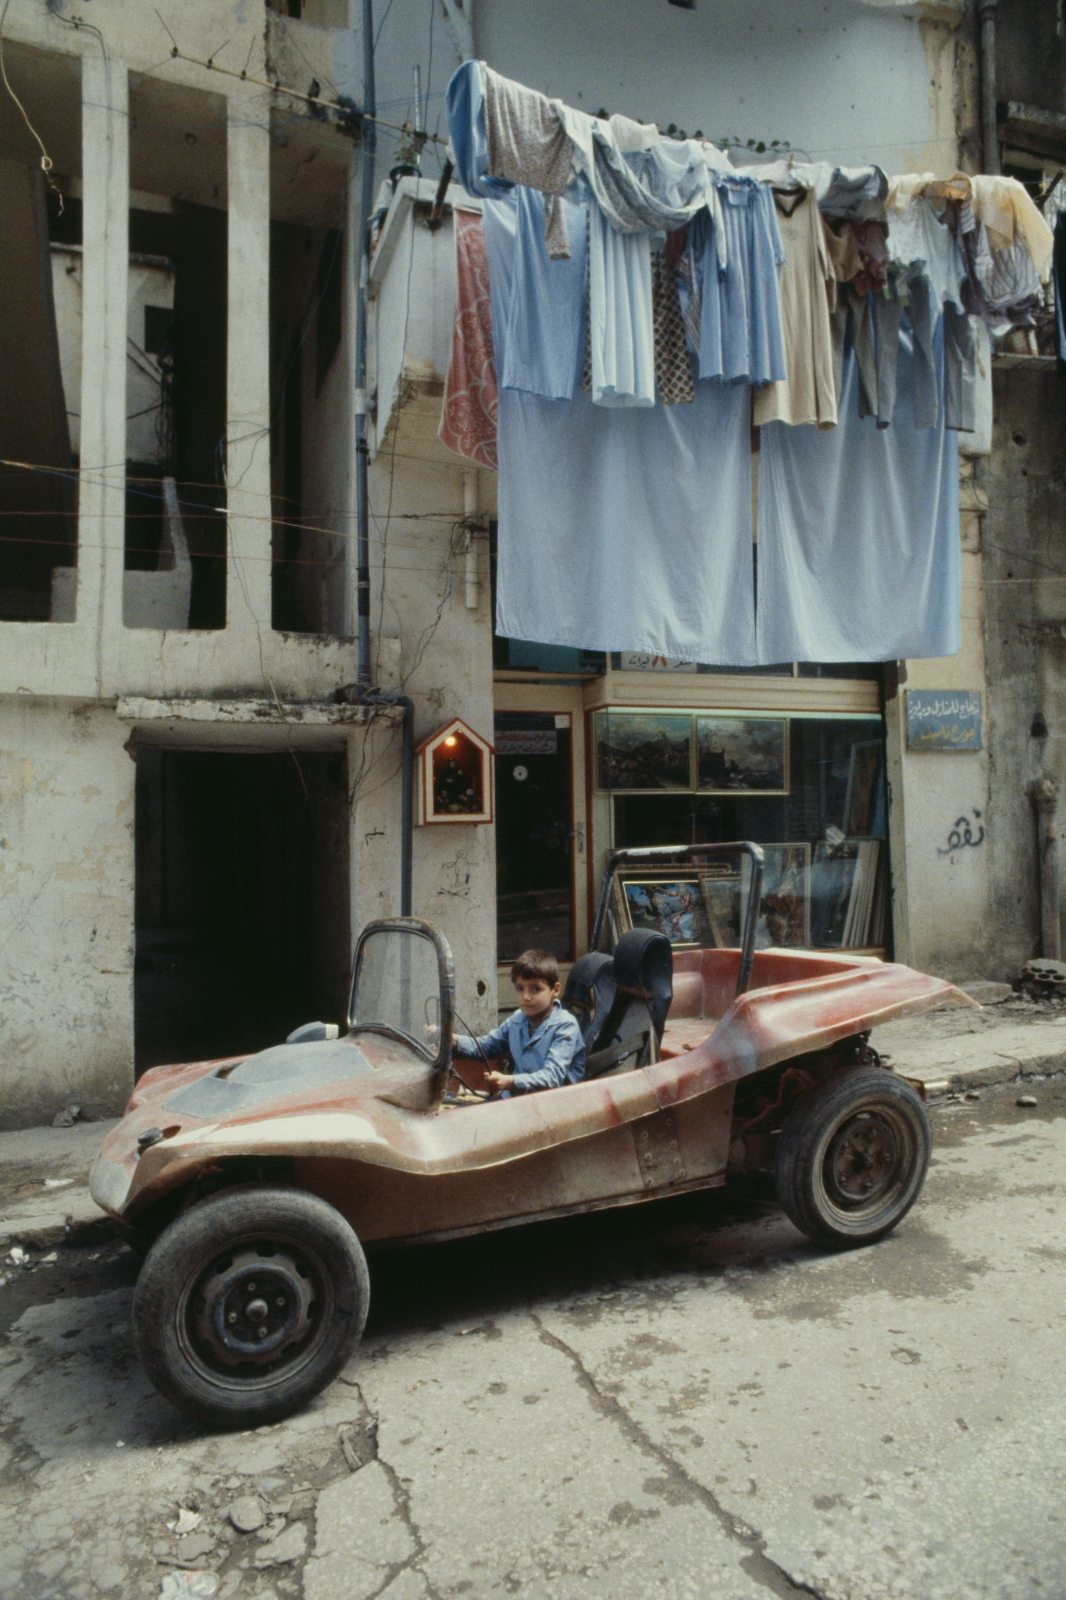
top-left (511, 948), bottom-right (559, 986)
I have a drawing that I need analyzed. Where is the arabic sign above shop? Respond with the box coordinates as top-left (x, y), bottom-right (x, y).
top-left (905, 691), bottom-right (983, 752)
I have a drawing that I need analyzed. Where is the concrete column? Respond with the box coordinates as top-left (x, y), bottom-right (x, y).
top-left (225, 101), bottom-right (273, 635)
top-left (77, 50), bottom-right (128, 687)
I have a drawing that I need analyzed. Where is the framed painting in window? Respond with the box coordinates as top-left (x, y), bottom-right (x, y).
top-left (696, 717), bottom-right (789, 795)
top-left (594, 712), bottom-right (693, 791)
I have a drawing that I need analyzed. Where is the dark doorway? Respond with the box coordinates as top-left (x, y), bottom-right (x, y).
top-left (134, 747), bottom-right (351, 1073)
top-left (494, 712), bottom-right (574, 963)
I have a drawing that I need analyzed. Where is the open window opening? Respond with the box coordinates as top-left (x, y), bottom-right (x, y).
top-left (134, 747), bottom-right (352, 1073)
top-left (122, 76), bottom-right (229, 629)
top-left (0, 46), bottom-right (80, 621)
top-left (269, 104), bottom-right (355, 635)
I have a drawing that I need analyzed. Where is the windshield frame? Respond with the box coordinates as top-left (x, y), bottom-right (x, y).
top-left (346, 918), bottom-right (455, 1073)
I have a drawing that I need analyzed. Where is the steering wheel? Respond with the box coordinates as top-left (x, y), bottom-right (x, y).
top-left (449, 1011), bottom-right (502, 1100)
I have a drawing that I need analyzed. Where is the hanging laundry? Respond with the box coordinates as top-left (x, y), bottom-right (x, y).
top-left (823, 219), bottom-right (864, 287)
top-left (957, 199), bottom-right (1044, 328)
top-left (556, 102), bottom-right (726, 235)
top-left (1055, 211), bottom-right (1066, 377)
top-left (743, 160), bottom-right (888, 221)
top-left (445, 61), bottom-right (575, 256)
top-left (492, 187), bottom-right (588, 400)
top-left (943, 303), bottom-right (976, 433)
top-left (651, 250), bottom-right (695, 405)
top-left (438, 207), bottom-right (498, 470)
top-left (885, 197), bottom-right (966, 311)
top-left (482, 189), bottom-right (756, 664)
top-left (886, 172), bottom-right (938, 211)
top-left (494, 384), bottom-right (757, 662)
top-left (969, 174), bottom-right (1054, 280)
top-left (851, 221), bottom-right (889, 293)
top-left (588, 212), bottom-right (656, 406)
top-left (446, 60), bottom-right (520, 201)
top-left (753, 188), bottom-right (837, 429)
top-left (756, 317), bottom-right (960, 664)
top-left (481, 64), bottom-right (575, 258)
top-left (697, 176), bottom-right (787, 385)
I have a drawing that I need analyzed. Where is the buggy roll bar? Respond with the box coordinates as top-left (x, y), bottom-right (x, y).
top-left (589, 842), bottom-right (766, 999)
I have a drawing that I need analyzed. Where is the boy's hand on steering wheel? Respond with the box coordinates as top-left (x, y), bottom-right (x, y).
top-left (485, 1069), bottom-right (515, 1094)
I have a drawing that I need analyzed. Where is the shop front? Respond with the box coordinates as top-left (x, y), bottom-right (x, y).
top-left (493, 645), bottom-right (887, 1000)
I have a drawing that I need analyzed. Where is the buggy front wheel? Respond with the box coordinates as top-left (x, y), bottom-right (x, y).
top-left (132, 1184), bottom-right (369, 1426)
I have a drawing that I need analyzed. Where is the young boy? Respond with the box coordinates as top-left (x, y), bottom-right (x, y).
top-left (452, 949), bottom-right (585, 1096)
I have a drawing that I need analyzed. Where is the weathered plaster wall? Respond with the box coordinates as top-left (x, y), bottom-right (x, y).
top-left (350, 451), bottom-right (498, 1036)
top-left (0, 699), bottom-right (134, 1127)
top-left (978, 367), bottom-right (1066, 975)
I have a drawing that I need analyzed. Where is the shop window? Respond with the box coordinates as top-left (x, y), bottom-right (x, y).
top-left (596, 710), bottom-right (888, 952)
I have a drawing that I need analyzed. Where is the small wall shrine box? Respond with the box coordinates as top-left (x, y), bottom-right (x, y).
top-left (416, 717), bottom-right (494, 825)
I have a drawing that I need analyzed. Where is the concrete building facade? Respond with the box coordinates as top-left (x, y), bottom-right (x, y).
top-left (0, 0), bottom-right (1055, 1126)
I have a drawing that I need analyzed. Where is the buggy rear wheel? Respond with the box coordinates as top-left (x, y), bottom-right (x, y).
top-left (133, 1184), bottom-right (369, 1426)
top-left (773, 1068), bottom-right (931, 1248)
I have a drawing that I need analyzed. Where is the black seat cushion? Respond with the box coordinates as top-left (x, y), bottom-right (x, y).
top-left (563, 932), bottom-right (674, 1080)
top-left (561, 953), bottom-right (616, 1051)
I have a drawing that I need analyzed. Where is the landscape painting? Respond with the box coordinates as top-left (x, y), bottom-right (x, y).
top-left (696, 717), bottom-right (789, 794)
top-left (595, 712), bottom-right (692, 791)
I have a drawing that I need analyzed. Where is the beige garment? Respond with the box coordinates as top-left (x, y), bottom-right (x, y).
top-left (970, 174), bottom-right (1054, 280)
top-left (886, 171), bottom-right (937, 211)
top-left (888, 171), bottom-right (972, 210)
top-left (823, 218), bottom-right (863, 306)
top-left (481, 64), bottom-right (574, 194)
top-left (753, 189), bottom-right (837, 430)
top-left (481, 63), bottom-right (576, 258)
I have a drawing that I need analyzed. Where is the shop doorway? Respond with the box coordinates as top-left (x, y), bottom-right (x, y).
top-left (493, 693), bottom-right (588, 1004)
top-left (133, 747), bottom-right (350, 1073)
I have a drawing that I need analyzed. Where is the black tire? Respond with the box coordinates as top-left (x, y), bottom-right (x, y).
top-left (132, 1184), bottom-right (369, 1426)
top-left (773, 1068), bottom-right (931, 1248)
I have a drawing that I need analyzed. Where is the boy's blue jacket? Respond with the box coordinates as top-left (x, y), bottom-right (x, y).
top-left (453, 1000), bottom-right (586, 1092)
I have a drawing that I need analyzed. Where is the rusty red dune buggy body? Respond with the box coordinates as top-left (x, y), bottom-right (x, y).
top-left (91, 844), bottom-right (969, 1425)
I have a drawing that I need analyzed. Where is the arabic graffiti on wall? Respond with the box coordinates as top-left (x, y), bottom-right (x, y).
top-left (906, 690), bottom-right (983, 752)
top-left (937, 809), bottom-right (986, 856)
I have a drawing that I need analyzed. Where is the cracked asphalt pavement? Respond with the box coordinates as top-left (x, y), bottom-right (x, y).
top-left (1, 1078), bottom-right (1064, 1600)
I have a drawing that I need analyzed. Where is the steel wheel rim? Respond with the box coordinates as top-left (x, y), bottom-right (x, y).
top-left (175, 1231), bottom-right (335, 1394)
top-left (819, 1103), bottom-right (917, 1225)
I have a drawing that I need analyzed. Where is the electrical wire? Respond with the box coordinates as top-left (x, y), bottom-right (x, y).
top-left (0, 0), bottom-right (64, 206)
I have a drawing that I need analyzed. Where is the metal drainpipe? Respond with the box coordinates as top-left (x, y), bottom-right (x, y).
top-left (463, 470), bottom-right (479, 609)
top-left (355, 0), bottom-right (377, 687)
top-left (364, 693), bottom-right (414, 917)
top-left (978, 0), bottom-right (1000, 176)
top-left (1027, 775), bottom-right (1060, 960)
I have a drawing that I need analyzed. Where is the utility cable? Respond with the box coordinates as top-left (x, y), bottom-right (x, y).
top-left (164, 43), bottom-right (442, 153)
top-left (0, 0), bottom-right (64, 206)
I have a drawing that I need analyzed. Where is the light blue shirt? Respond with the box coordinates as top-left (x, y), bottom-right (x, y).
top-left (454, 1000), bottom-right (586, 1093)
